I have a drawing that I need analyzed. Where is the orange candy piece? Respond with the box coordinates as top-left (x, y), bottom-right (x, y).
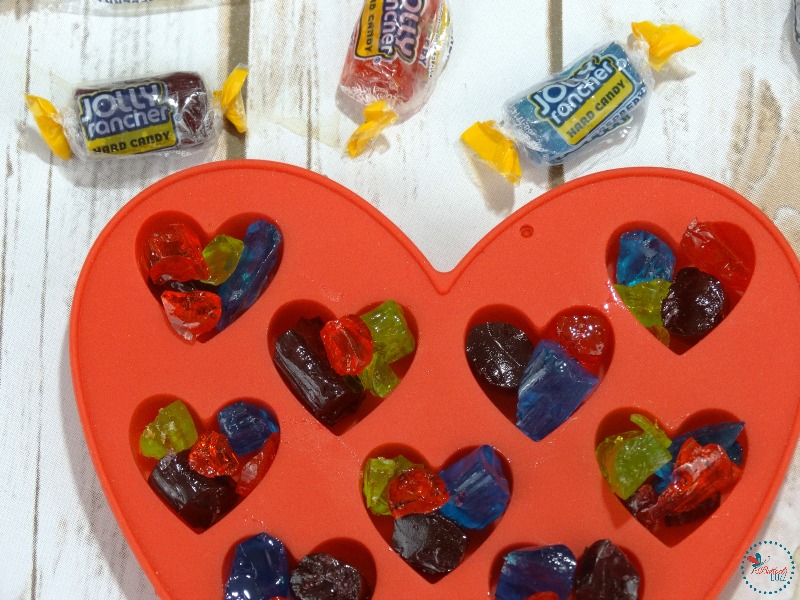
top-left (188, 432), bottom-right (240, 478)
top-left (387, 465), bottom-right (450, 518)
top-left (321, 315), bottom-right (374, 376)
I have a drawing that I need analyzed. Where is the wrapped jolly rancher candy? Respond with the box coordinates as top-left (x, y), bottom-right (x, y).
top-left (338, 0), bottom-right (453, 157)
top-left (461, 22), bottom-right (701, 182)
top-left (25, 65), bottom-right (248, 160)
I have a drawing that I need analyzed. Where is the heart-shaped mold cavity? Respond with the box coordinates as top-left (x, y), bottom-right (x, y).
top-left (466, 306), bottom-right (614, 441)
top-left (136, 211), bottom-right (283, 343)
top-left (361, 443), bottom-right (513, 584)
top-left (606, 220), bottom-right (755, 355)
top-left (270, 299), bottom-right (418, 436)
top-left (595, 408), bottom-right (747, 547)
top-left (131, 395), bottom-right (280, 532)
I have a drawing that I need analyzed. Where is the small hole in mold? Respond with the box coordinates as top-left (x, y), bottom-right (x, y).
top-left (519, 225), bottom-right (534, 238)
top-left (595, 407), bottom-right (747, 547)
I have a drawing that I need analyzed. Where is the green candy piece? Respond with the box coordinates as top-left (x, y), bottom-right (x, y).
top-left (614, 279), bottom-right (671, 329)
top-left (359, 300), bottom-right (415, 364)
top-left (201, 234), bottom-right (244, 286)
top-left (358, 354), bottom-right (400, 398)
top-left (139, 400), bottom-right (199, 459)
top-left (596, 414), bottom-right (672, 500)
top-left (363, 455), bottom-right (417, 515)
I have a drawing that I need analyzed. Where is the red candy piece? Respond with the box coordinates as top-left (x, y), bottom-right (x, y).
top-left (656, 438), bottom-right (742, 515)
top-left (146, 223), bottom-right (210, 285)
top-left (188, 432), bottom-right (240, 478)
top-left (546, 311), bottom-right (611, 376)
top-left (236, 433), bottom-right (279, 496)
top-left (161, 290), bottom-right (222, 341)
top-left (680, 220), bottom-right (752, 297)
top-left (387, 465), bottom-right (449, 518)
top-left (622, 483), bottom-right (660, 530)
top-left (321, 315), bottom-right (374, 375)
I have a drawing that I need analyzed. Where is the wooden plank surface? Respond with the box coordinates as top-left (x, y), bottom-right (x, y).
top-left (1, 0), bottom-right (799, 598)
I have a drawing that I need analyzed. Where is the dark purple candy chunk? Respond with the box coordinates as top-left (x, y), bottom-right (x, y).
top-left (495, 544), bottom-right (577, 600)
top-left (661, 267), bottom-right (727, 337)
top-left (575, 539), bottom-right (640, 600)
top-left (391, 512), bottom-right (468, 575)
top-left (274, 317), bottom-right (366, 426)
top-left (466, 322), bottom-right (535, 389)
top-left (148, 450), bottom-right (237, 530)
top-left (225, 532), bottom-right (290, 600)
top-left (289, 553), bottom-right (372, 600)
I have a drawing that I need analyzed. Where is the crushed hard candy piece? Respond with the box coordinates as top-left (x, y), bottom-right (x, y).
top-left (664, 492), bottom-right (721, 527)
top-left (161, 290), bottom-right (222, 341)
top-left (622, 483), bottom-right (660, 530)
top-left (362, 455), bottom-right (417, 516)
top-left (290, 553), bottom-right (372, 600)
top-left (496, 545), bottom-right (577, 600)
top-left (616, 230), bottom-right (675, 286)
top-left (574, 539), bottom-right (640, 600)
top-left (359, 300), bottom-right (415, 364)
top-left (140, 400), bottom-right (198, 460)
top-left (217, 400), bottom-right (279, 455)
top-left (225, 532), bottom-right (290, 600)
top-left (148, 450), bottom-right (237, 530)
top-left (188, 432), bottom-right (240, 477)
top-left (438, 445), bottom-right (510, 530)
top-left (391, 512), bottom-right (468, 575)
top-left (546, 311), bottom-right (611, 375)
top-left (146, 223), bottom-right (210, 285)
top-left (516, 340), bottom-right (599, 441)
top-left (387, 465), bottom-right (450, 518)
top-left (661, 267), bottom-right (727, 337)
top-left (357, 354), bottom-right (400, 398)
top-left (681, 220), bottom-right (751, 297)
top-left (654, 421), bottom-right (745, 484)
top-left (466, 322), bottom-right (534, 388)
top-left (236, 433), bottom-right (279, 496)
top-left (321, 315), bottom-right (374, 376)
top-left (613, 279), bottom-right (671, 329)
top-left (202, 234), bottom-right (244, 286)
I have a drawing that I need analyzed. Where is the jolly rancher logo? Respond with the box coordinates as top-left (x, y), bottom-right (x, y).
top-left (741, 541), bottom-right (796, 595)
top-left (529, 53), bottom-right (633, 146)
top-left (355, 0), bottom-right (426, 63)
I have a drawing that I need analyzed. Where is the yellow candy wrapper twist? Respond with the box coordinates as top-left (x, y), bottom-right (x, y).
top-left (631, 21), bottom-right (702, 71)
top-left (347, 100), bottom-right (399, 158)
top-left (213, 64), bottom-right (249, 133)
top-left (25, 95), bottom-right (72, 160)
top-left (460, 121), bottom-right (522, 184)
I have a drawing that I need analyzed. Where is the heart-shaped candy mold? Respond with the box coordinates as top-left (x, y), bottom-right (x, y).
top-left (71, 162), bottom-right (800, 599)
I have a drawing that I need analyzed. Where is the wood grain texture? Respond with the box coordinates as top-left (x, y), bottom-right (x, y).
top-left (1, 0), bottom-right (799, 598)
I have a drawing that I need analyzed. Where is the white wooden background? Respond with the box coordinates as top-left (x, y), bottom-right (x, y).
top-left (1, 0), bottom-right (800, 598)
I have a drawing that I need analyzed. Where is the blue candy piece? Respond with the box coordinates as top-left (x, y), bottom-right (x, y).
top-left (217, 401), bottom-right (279, 455)
top-left (516, 340), bottom-right (599, 441)
top-left (616, 230), bottom-right (675, 286)
top-left (654, 421), bottom-right (745, 485)
top-left (502, 42), bottom-right (648, 166)
top-left (496, 545), bottom-right (577, 600)
top-left (217, 219), bottom-right (282, 330)
top-left (225, 532), bottom-right (290, 600)
top-left (438, 445), bottom-right (510, 530)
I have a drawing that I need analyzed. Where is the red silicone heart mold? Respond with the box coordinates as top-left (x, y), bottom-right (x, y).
top-left (70, 162), bottom-right (800, 600)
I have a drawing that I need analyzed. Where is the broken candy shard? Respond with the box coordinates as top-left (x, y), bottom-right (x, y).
top-left (225, 532), bottom-right (291, 600)
top-left (161, 290), bottom-right (222, 341)
top-left (387, 465), bottom-right (450, 518)
top-left (140, 400), bottom-right (198, 460)
top-left (654, 421), bottom-right (745, 483)
top-left (664, 492), bottom-right (721, 527)
top-left (290, 553), bottom-right (372, 600)
top-left (465, 322), bottom-right (534, 389)
top-left (438, 445), bottom-right (510, 530)
top-left (661, 267), bottom-right (728, 337)
top-left (202, 234), bottom-right (244, 286)
top-left (148, 450), bottom-right (237, 530)
top-left (362, 455), bottom-right (417, 516)
top-left (321, 315), bottom-right (374, 376)
top-left (545, 312), bottom-right (611, 375)
top-left (146, 223), bottom-right (210, 285)
top-left (236, 433), bottom-right (279, 496)
top-left (574, 539), bottom-right (640, 600)
top-left (274, 317), bottom-right (366, 426)
top-left (359, 300), bottom-right (415, 364)
top-left (216, 219), bottom-right (282, 331)
top-left (622, 483), bottom-right (660, 530)
top-left (613, 279), bottom-right (671, 329)
top-left (516, 340), bottom-right (599, 441)
top-left (217, 400), bottom-right (279, 455)
top-left (496, 545), bottom-right (577, 600)
top-left (357, 354), bottom-right (400, 398)
top-left (392, 512), bottom-right (468, 575)
top-left (616, 230), bottom-right (675, 286)
top-left (681, 220), bottom-right (752, 297)
top-left (189, 432), bottom-right (240, 477)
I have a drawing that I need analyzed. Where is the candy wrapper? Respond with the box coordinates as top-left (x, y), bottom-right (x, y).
top-left (338, 0), bottom-right (453, 157)
top-left (25, 66), bottom-right (248, 160)
top-left (461, 22), bottom-right (701, 182)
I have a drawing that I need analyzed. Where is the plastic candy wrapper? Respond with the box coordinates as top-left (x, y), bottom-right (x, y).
top-left (338, 0), bottom-right (453, 157)
top-left (461, 22), bottom-right (701, 182)
top-left (25, 66), bottom-right (248, 160)
top-left (36, 0), bottom-right (251, 15)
